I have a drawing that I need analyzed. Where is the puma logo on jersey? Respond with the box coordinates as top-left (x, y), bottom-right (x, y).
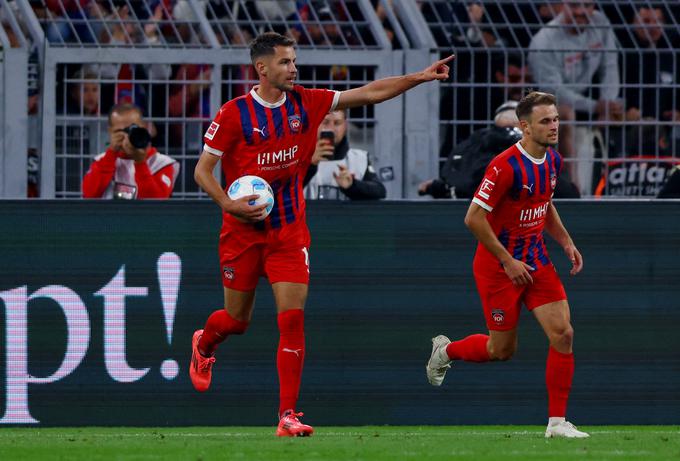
top-left (522, 183), bottom-right (534, 193)
top-left (253, 127), bottom-right (267, 137)
top-left (492, 166), bottom-right (501, 176)
top-left (282, 348), bottom-right (302, 357)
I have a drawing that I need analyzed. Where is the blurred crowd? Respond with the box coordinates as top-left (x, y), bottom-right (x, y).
top-left (3, 0), bottom-right (679, 198)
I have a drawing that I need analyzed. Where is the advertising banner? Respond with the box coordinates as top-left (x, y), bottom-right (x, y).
top-left (1, 201), bottom-right (679, 425)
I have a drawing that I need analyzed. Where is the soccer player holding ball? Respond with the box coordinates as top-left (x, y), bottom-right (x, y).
top-left (191, 32), bottom-right (452, 436)
top-left (426, 91), bottom-right (590, 439)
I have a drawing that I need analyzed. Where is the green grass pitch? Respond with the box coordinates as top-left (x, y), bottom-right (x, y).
top-left (1, 426), bottom-right (678, 460)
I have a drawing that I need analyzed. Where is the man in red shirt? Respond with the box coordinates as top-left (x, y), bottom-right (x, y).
top-left (426, 91), bottom-right (590, 438)
top-left (82, 103), bottom-right (178, 199)
top-left (191, 32), bottom-right (452, 436)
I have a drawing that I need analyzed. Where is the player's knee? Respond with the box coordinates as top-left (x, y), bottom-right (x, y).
top-left (277, 308), bottom-right (304, 334)
top-left (488, 343), bottom-right (516, 361)
top-left (551, 325), bottom-right (574, 349)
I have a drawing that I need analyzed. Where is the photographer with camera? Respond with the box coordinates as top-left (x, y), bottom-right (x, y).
top-left (304, 109), bottom-right (386, 200)
top-left (82, 103), bottom-right (179, 199)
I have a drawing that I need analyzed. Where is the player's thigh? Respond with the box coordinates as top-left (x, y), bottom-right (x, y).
top-left (264, 242), bottom-right (310, 287)
top-left (271, 282), bottom-right (308, 313)
top-left (223, 287), bottom-right (256, 323)
top-left (219, 241), bottom-right (264, 292)
top-left (474, 270), bottom-right (523, 331)
top-left (525, 265), bottom-right (570, 337)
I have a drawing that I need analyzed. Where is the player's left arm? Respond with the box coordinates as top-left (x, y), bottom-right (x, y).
top-left (335, 55), bottom-right (454, 110)
top-left (545, 202), bottom-right (583, 275)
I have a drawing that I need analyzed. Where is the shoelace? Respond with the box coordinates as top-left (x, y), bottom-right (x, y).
top-left (283, 412), bottom-right (305, 423)
top-left (199, 356), bottom-right (215, 372)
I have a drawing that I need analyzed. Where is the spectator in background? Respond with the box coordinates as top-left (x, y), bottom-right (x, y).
top-left (63, 67), bottom-right (111, 168)
top-left (432, 2), bottom-right (507, 148)
top-left (82, 103), bottom-right (178, 199)
top-left (66, 69), bottom-right (102, 115)
top-left (305, 109), bottom-right (386, 200)
top-left (440, 53), bottom-right (530, 159)
top-left (528, 0), bottom-right (621, 194)
top-left (536, 2), bottom-right (562, 23)
top-left (372, 0), bottom-right (399, 48)
top-left (167, 1), bottom-right (212, 147)
top-left (422, 101), bottom-right (579, 199)
top-left (292, 3), bottom-right (349, 46)
top-left (43, 0), bottom-right (98, 44)
top-left (619, 6), bottom-right (680, 124)
top-left (491, 52), bottom-right (530, 104)
top-left (96, 3), bottom-right (172, 105)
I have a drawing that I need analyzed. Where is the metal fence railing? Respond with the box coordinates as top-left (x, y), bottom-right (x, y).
top-left (3, 0), bottom-right (678, 199)
top-left (420, 0), bottom-right (680, 197)
top-left (14, 0), bottom-right (416, 199)
top-left (0, 0), bottom-right (29, 198)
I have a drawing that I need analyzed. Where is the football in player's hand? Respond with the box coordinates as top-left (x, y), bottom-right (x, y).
top-left (227, 175), bottom-right (275, 220)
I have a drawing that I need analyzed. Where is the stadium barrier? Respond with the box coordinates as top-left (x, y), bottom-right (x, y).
top-left (0, 200), bottom-right (678, 426)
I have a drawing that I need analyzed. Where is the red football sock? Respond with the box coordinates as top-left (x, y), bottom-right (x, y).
top-left (546, 346), bottom-right (574, 417)
top-left (277, 309), bottom-right (305, 417)
top-left (197, 309), bottom-right (248, 357)
top-left (445, 334), bottom-right (490, 362)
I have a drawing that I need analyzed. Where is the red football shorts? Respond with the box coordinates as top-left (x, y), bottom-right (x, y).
top-left (218, 216), bottom-right (311, 291)
top-left (473, 261), bottom-right (567, 331)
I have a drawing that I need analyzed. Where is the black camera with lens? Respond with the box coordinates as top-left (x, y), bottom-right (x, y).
top-left (123, 124), bottom-right (151, 149)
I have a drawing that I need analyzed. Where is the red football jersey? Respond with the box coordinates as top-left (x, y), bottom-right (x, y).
top-left (203, 85), bottom-right (339, 229)
top-left (472, 142), bottom-right (563, 271)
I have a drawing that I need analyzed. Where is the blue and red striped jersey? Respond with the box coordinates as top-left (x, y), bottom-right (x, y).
top-left (472, 142), bottom-right (563, 270)
top-left (203, 85), bottom-right (339, 230)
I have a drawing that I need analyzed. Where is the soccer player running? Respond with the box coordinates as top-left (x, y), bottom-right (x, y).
top-left (426, 91), bottom-right (589, 438)
top-left (191, 32), bottom-right (452, 437)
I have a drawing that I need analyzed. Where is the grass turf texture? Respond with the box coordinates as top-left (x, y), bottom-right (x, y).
top-left (1, 426), bottom-right (678, 460)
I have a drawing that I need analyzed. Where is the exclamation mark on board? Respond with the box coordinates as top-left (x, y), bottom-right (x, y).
top-left (157, 252), bottom-right (180, 380)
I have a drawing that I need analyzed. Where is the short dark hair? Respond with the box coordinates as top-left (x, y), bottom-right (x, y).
top-left (249, 32), bottom-right (296, 64)
top-left (516, 91), bottom-right (557, 120)
top-left (108, 103), bottom-right (142, 126)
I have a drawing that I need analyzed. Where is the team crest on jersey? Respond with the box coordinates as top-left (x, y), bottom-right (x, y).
top-left (222, 266), bottom-right (235, 280)
top-left (491, 309), bottom-right (505, 325)
top-left (205, 121), bottom-right (220, 140)
top-left (288, 114), bottom-right (301, 133)
top-left (550, 174), bottom-right (557, 190)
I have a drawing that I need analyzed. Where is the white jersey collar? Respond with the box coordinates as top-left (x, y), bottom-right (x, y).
top-left (250, 86), bottom-right (286, 108)
top-left (516, 141), bottom-right (546, 164)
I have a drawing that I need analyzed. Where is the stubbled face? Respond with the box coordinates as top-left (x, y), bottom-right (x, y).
top-left (634, 8), bottom-right (664, 45)
top-left (521, 104), bottom-right (559, 147)
top-left (256, 46), bottom-right (298, 92)
top-left (562, 1), bottom-right (595, 27)
top-left (318, 111), bottom-right (347, 145)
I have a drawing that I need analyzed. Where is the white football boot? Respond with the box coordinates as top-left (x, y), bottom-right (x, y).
top-left (545, 420), bottom-right (590, 438)
top-left (426, 335), bottom-right (452, 386)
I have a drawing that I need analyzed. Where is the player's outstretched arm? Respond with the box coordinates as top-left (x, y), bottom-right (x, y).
top-left (545, 203), bottom-right (583, 275)
top-left (335, 55), bottom-right (454, 111)
top-left (194, 151), bottom-right (267, 222)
